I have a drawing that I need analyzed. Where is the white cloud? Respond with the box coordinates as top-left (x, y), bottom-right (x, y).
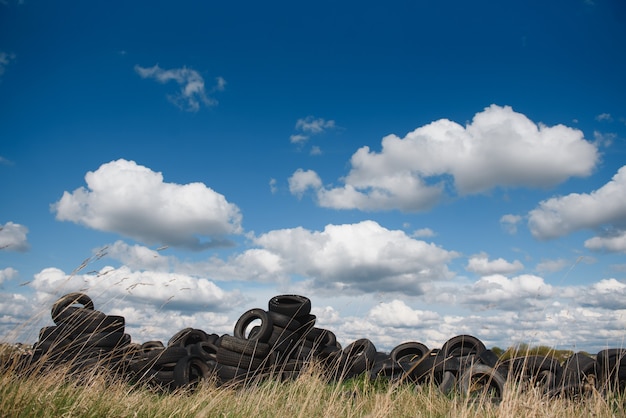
top-left (535, 258), bottom-right (569, 273)
top-left (595, 113), bottom-right (612, 122)
top-left (52, 159), bottom-right (242, 249)
top-left (466, 253), bottom-right (524, 275)
top-left (269, 178), bottom-right (277, 194)
top-left (460, 274), bottom-right (554, 311)
top-left (31, 265), bottom-right (243, 316)
top-left (292, 105), bottom-right (598, 212)
top-left (289, 134), bottom-right (309, 144)
top-left (134, 64), bottom-right (224, 111)
top-left (368, 300), bottom-right (440, 328)
top-left (288, 168), bottom-right (322, 197)
top-left (528, 165), bottom-right (626, 240)
top-left (500, 214), bottom-right (522, 234)
top-left (0, 267), bottom-right (18, 285)
top-left (585, 230), bottom-right (626, 253)
top-left (412, 228), bottom-right (435, 238)
top-left (105, 240), bottom-right (171, 271)
top-left (0, 51), bottom-right (15, 77)
top-left (0, 222), bottom-right (29, 252)
top-left (252, 220), bottom-right (459, 295)
top-left (295, 116), bottom-right (336, 134)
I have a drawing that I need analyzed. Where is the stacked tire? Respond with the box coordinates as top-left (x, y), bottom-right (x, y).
top-left (29, 292), bottom-right (130, 377)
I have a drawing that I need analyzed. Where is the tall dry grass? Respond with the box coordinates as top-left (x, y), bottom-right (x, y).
top-left (1, 354), bottom-right (625, 418)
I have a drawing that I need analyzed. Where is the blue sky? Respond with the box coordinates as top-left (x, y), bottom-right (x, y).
top-left (1, 0), bottom-right (626, 353)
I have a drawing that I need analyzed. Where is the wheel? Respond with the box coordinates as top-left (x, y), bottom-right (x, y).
top-left (458, 364), bottom-right (506, 401)
top-left (233, 309), bottom-right (273, 342)
top-left (268, 295), bottom-right (311, 318)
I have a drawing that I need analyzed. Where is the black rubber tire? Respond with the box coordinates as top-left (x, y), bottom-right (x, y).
top-left (51, 293), bottom-right (96, 323)
top-left (458, 364), bottom-right (506, 401)
top-left (267, 310), bottom-right (302, 331)
top-left (233, 309), bottom-right (273, 342)
top-left (57, 315), bottom-right (125, 336)
top-left (173, 355), bottom-right (214, 389)
top-left (144, 346), bottom-right (189, 366)
top-left (168, 328), bottom-right (209, 348)
top-left (216, 363), bottom-right (253, 384)
top-left (596, 349), bottom-right (626, 393)
top-left (408, 351), bottom-right (461, 382)
top-left (188, 341), bottom-right (219, 362)
top-left (342, 338), bottom-right (377, 377)
top-left (560, 353), bottom-right (597, 387)
top-left (141, 340), bottom-right (165, 351)
top-left (512, 355), bottom-right (562, 391)
top-left (73, 332), bottom-right (130, 349)
top-left (216, 346), bottom-right (269, 370)
top-left (219, 335), bottom-right (271, 357)
top-left (268, 295), bottom-right (311, 318)
top-left (440, 335), bottom-right (486, 358)
top-left (267, 325), bottom-right (298, 353)
top-left (390, 341), bottom-right (430, 364)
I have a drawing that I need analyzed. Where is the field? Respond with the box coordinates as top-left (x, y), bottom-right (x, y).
top-left (1, 349), bottom-right (625, 418)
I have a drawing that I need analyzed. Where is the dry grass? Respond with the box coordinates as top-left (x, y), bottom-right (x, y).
top-left (1, 355), bottom-right (625, 418)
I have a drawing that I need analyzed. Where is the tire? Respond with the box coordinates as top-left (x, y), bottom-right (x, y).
top-left (73, 332), bottom-right (130, 349)
top-left (342, 338), bottom-right (377, 377)
top-left (216, 347), bottom-right (269, 370)
top-left (268, 295), bottom-right (311, 318)
top-left (51, 293), bottom-right (96, 323)
top-left (57, 315), bottom-right (125, 336)
top-left (596, 349), bottom-right (626, 393)
top-left (188, 341), bottom-right (219, 362)
top-left (219, 335), bottom-right (271, 358)
top-left (168, 328), bottom-right (209, 348)
top-left (267, 310), bottom-right (302, 331)
top-left (560, 353), bottom-right (597, 387)
top-left (458, 364), bottom-right (506, 401)
top-left (173, 355), bottom-right (214, 389)
top-left (390, 341), bottom-right (429, 364)
top-left (440, 335), bottom-right (486, 358)
top-left (233, 309), bottom-right (273, 342)
top-left (408, 351), bottom-right (461, 382)
top-left (512, 355), bottom-right (562, 391)
top-left (216, 363), bottom-right (253, 384)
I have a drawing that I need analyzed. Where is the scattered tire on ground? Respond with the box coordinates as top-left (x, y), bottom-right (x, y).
top-left (4, 292), bottom-right (626, 402)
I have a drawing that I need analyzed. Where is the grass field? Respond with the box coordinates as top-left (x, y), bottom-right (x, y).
top-left (1, 352), bottom-right (625, 418)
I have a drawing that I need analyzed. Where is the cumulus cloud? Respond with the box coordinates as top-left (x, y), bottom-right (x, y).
top-left (289, 116), bottom-right (336, 151)
top-left (500, 214), bottom-right (523, 234)
top-left (573, 278), bottom-right (626, 310)
top-left (291, 105), bottom-right (598, 212)
top-left (585, 230), bottom-right (626, 253)
top-left (528, 165), bottom-right (626, 240)
top-left (296, 116), bottom-right (336, 134)
top-left (0, 222), bottom-right (29, 252)
top-left (412, 228), bottom-right (435, 238)
top-left (460, 274), bottom-right (554, 311)
top-left (51, 159), bottom-right (242, 250)
top-left (0, 267), bottom-right (18, 285)
top-left (252, 220), bottom-right (459, 295)
top-left (368, 300), bottom-right (440, 328)
top-left (288, 169), bottom-right (322, 197)
top-left (31, 265), bottom-right (243, 315)
top-left (105, 240), bottom-right (171, 271)
top-left (535, 258), bottom-right (569, 273)
top-left (466, 253), bottom-right (524, 275)
top-left (134, 64), bottom-right (224, 111)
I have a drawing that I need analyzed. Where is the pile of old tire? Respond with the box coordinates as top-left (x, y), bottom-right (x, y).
top-left (8, 292), bottom-right (626, 399)
top-left (23, 292), bottom-right (131, 378)
top-left (124, 329), bottom-right (219, 390)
